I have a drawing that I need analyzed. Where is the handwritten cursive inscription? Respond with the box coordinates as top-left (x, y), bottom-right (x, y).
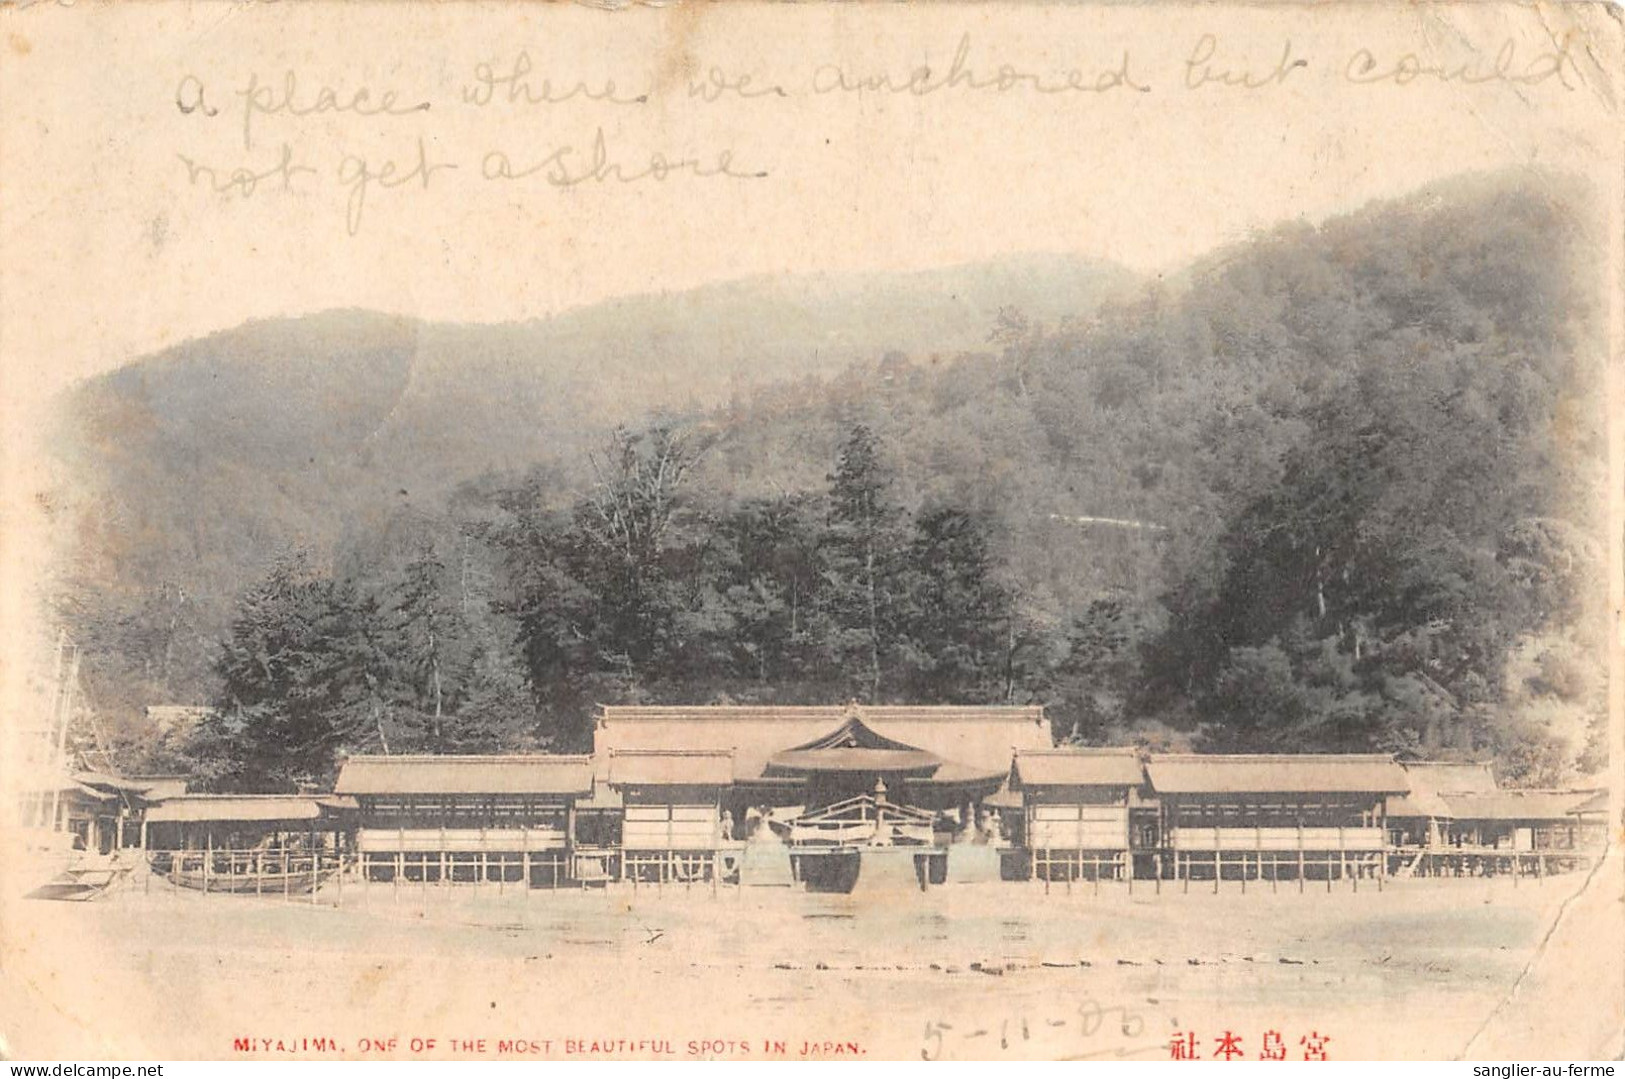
top-left (1184, 35), bottom-right (1308, 90)
top-left (164, 26), bottom-right (1587, 245)
top-left (481, 129), bottom-right (766, 187)
top-left (176, 144), bottom-right (316, 197)
top-left (463, 52), bottom-right (648, 107)
top-left (236, 71), bottom-right (431, 151)
top-left (813, 33), bottom-right (1148, 96)
top-left (339, 137), bottom-right (457, 236)
top-left (1345, 35), bottom-right (1580, 89)
top-left (688, 66), bottom-right (788, 102)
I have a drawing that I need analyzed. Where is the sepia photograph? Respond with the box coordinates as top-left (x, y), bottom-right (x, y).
top-left (0, 0), bottom-right (1620, 1064)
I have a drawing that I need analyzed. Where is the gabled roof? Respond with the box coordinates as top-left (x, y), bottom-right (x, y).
top-left (334, 755), bottom-right (595, 796)
top-left (127, 775), bottom-right (191, 800)
top-left (1441, 789), bottom-right (1600, 822)
top-left (606, 750), bottom-right (735, 787)
top-left (1568, 789), bottom-right (1608, 817)
top-left (72, 770), bottom-right (161, 796)
top-left (1390, 760), bottom-right (1500, 818)
top-left (771, 747), bottom-right (942, 774)
top-left (784, 715), bottom-right (930, 754)
top-left (984, 786), bottom-right (1024, 810)
top-left (595, 704), bottom-right (1051, 781)
top-left (1012, 748), bottom-right (1146, 788)
top-left (12, 769), bottom-right (107, 800)
top-left (144, 795), bottom-right (328, 823)
top-left (767, 716), bottom-right (943, 776)
top-left (1387, 791), bottom-right (1450, 819)
top-left (1402, 760), bottom-right (1499, 793)
top-left (1146, 754), bottom-right (1409, 795)
top-left (62, 780), bottom-right (117, 803)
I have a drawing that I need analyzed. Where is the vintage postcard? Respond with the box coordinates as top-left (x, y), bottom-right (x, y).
top-left (1, 0), bottom-right (1621, 1064)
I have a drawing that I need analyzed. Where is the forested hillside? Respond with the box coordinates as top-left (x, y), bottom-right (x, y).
top-left (48, 253), bottom-right (1130, 743)
top-left (51, 172), bottom-right (1608, 791)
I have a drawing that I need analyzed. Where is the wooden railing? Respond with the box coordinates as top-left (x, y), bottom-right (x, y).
top-left (1168, 825), bottom-right (1385, 852)
top-left (788, 794), bottom-right (936, 847)
top-left (355, 827), bottom-right (568, 852)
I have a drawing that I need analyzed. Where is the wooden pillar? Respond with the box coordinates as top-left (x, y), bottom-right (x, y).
top-left (1378, 797), bottom-right (1388, 884)
top-left (521, 820), bottom-right (531, 890)
top-left (1212, 822), bottom-right (1221, 893)
top-left (1169, 797), bottom-right (1181, 891)
top-left (1027, 804), bottom-right (1037, 882)
top-left (565, 798), bottom-right (578, 878)
top-left (397, 802), bottom-right (406, 880)
top-left (1296, 812), bottom-right (1306, 893)
top-left (1378, 806), bottom-right (1388, 887)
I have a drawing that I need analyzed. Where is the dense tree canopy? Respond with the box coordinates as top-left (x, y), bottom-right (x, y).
top-left (56, 173), bottom-right (1606, 790)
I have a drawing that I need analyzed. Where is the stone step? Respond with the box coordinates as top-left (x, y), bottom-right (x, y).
top-left (945, 842), bottom-right (1002, 884)
top-left (738, 840), bottom-right (795, 887)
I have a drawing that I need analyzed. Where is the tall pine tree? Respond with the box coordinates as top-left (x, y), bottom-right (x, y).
top-left (895, 506), bottom-right (1012, 703)
top-left (817, 425), bottom-right (905, 700)
top-left (197, 556), bottom-right (387, 791)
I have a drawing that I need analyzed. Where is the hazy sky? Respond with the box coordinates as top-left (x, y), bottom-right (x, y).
top-left (0, 1), bottom-right (1620, 736)
top-left (0, 1), bottom-right (1618, 414)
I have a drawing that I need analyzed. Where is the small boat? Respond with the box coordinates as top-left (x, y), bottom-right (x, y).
top-left (150, 851), bottom-right (339, 895)
top-left (26, 861), bottom-right (130, 901)
top-left (15, 828), bottom-right (131, 901)
top-left (163, 865), bottom-right (336, 894)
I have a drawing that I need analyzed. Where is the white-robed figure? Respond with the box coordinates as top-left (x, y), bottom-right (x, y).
top-left (870, 777), bottom-right (892, 846)
top-left (982, 808), bottom-right (1002, 844)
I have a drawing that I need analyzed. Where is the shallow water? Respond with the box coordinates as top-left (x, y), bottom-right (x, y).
top-left (1, 869), bottom-right (1595, 1060)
